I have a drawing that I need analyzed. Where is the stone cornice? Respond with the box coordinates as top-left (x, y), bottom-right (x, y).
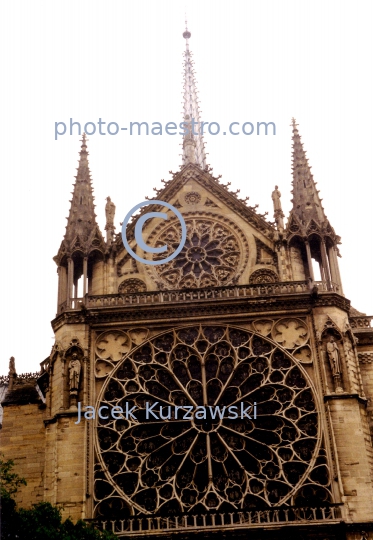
top-left (324, 393), bottom-right (368, 406)
top-left (43, 409), bottom-right (80, 426)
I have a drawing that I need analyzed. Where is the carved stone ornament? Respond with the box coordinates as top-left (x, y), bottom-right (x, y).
top-left (272, 319), bottom-right (309, 349)
top-left (94, 325), bottom-right (331, 520)
top-left (118, 278), bottom-right (147, 294)
top-left (184, 191), bottom-right (201, 205)
top-left (95, 329), bottom-right (150, 379)
top-left (145, 215), bottom-right (249, 289)
top-left (96, 331), bottom-right (131, 362)
top-left (249, 269), bottom-right (278, 284)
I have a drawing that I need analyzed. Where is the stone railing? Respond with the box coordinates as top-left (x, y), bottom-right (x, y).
top-left (92, 505), bottom-right (342, 536)
top-left (350, 316), bottom-right (373, 329)
top-left (82, 280), bottom-right (339, 309)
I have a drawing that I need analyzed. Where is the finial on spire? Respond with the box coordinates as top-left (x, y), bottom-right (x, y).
top-left (183, 15), bottom-right (191, 39)
top-left (81, 132), bottom-right (87, 149)
top-left (181, 21), bottom-right (207, 169)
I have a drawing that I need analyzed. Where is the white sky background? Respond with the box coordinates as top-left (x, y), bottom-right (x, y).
top-left (0, 0), bottom-right (372, 374)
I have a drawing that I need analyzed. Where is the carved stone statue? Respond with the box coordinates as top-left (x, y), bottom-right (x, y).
top-left (271, 186), bottom-right (282, 211)
top-left (8, 356), bottom-right (16, 390)
top-left (68, 353), bottom-right (81, 391)
top-left (327, 337), bottom-right (341, 376)
top-left (271, 186), bottom-right (284, 230)
top-left (8, 356), bottom-right (16, 376)
top-left (105, 197), bottom-right (116, 230)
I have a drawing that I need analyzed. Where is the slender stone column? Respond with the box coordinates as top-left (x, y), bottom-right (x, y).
top-left (320, 240), bottom-right (331, 290)
top-left (305, 241), bottom-right (314, 281)
top-left (329, 245), bottom-right (343, 294)
top-left (83, 257), bottom-right (88, 296)
top-left (67, 258), bottom-right (74, 308)
top-left (57, 266), bottom-right (66, 312)
top-left (319, 262), bottom-right (326, 282)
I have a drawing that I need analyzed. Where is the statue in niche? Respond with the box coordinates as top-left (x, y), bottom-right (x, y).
top-left (327, 337), bottom-right (341, 376)
top-left (105, 196), bottom-right (116, 230)
top-left (68, 353), bottom-right (81, 391)
top-left (326, 336), bottom-right (343, 393)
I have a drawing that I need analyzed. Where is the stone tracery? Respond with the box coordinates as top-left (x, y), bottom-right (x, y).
top-left (146, 216), bottom-right (248, 289)
top-left (94, 325), bottom-right (331, 518)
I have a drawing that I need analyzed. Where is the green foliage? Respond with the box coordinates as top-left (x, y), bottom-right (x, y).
top-left (2, 501), bottom-right (117, 539)
top-left (0, 457), bottom-right (116, 539)
top-left (0, 455), bottom-right (27, 498)
top-left (14, 502), bottom-right (117, 539)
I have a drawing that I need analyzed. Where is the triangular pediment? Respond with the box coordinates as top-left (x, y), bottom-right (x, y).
top-left (117, 163), bottom-right (275, 244)
top-left (87, 226), bottom-right (106, 252)
top-left (285, 212), bottom-right (305, 237)
top-left (115, 164), bottom-right (278, 291)
top-left (306, 219), bottom-right (321, 235)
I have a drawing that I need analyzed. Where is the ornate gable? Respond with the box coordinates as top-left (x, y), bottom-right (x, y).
top-left (116, 164), bottom-right (277, 291)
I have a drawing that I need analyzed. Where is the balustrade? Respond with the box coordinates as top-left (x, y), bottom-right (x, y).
top-left (58, 280), bottom-right (342, 312)
top-left (90, 505), bottom-right (342, 536)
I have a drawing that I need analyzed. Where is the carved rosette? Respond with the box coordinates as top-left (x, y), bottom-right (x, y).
top-left (249, 269), bottom-right (278, 284)
top-left (94, 324), bottom-right (331, 519)
top-left (184, 192), bottom-right (201, 205)
top-left (145, 215), bottom-right (249, 289)
top-left (119, 279), bottom-right (147, 294)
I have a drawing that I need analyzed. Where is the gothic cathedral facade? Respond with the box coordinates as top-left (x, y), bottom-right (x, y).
top-left (2, 27), bottom-right (373, 540)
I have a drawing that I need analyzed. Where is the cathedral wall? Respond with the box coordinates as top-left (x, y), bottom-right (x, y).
top-left (328, 397), bottom-right (373, 520)
top-left (1, 403), bottom-right (46, 509)
top-left (49, 415), bottom-right (86, 521)
top-left (358, 355), bottom-right (373, 446)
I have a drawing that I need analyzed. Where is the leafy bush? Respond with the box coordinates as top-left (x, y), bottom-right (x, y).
top-left (0, 456), bottom-right (116, 539)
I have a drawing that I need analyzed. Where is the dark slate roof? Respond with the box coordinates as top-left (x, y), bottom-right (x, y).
top-left (2, 383), bottom-right (42, 406)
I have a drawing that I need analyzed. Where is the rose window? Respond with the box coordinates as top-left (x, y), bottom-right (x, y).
top-left (94, 325), bottom-right (331, 518)
top-left (145, 216), bottom-right (248, 289)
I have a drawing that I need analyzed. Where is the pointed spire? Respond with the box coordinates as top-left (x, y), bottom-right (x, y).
top-left (182, 19), bottom-right (207, 169)
top-left (64, 134), bottom-right (100, 243)
top-left (291, 118), bottom-right (326, 226)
